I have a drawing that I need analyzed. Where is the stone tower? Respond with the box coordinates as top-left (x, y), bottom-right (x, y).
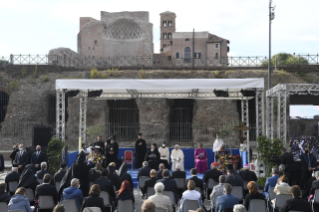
top-left (160, 11), bottom-right (176, 52)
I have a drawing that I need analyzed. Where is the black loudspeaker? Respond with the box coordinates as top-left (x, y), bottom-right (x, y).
top-left (32, 125), bottom-right (53, 148)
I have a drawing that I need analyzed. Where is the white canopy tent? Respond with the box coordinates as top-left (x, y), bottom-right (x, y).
top-left (56, 78), bottom-right (265, 163)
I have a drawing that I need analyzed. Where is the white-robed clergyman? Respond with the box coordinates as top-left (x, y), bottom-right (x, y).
top-left (171, 144), bottom-right (184, 171)
top-left (213, 133), bottom-right (224, 161)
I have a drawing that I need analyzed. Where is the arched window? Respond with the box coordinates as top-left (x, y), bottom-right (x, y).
top-left (184, 47), bottom-right (191, 62)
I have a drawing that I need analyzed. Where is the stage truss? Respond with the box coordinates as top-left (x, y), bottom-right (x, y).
top-left (266, 84), bottom-right (319, 145)
top-left (56, 79), bottom-right (265, 164)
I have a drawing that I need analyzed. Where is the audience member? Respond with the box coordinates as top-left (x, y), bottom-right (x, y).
top-left (156, 163), bottom-right (165, 180)
top-left (185, 168), bottom-right (204, 199)
top-left (148, 182), bottom-right (173, 212)
top-left (278, 164), bottom-right (291, 184)
top-left (31, 145), bottom-right (47, 173)
top-left (225, 165), bottom-right (243, 187)
top-left (281, 185), bottom-right (312, 212)
top-left (262, 167), bottom-right (279, 198)
top-left (107, 162), bottom-right (121, 190)
top-left (10, 144), bottom-right (19, 164)
top-left (5, 163), bottom-right (21, 193)
top-left (8, 187), bottom-right (34, 212)
top-left (143, 169), bottom-right (157, 196)
top-left (95, 169), bottom-right (116, 203)
top-left (203, 162), bottom-right (222, 200)
top-left (233, 204), bottom-right (247, 212)
top-left (62, 178), bottom-right (83, 212)
top-left (54, 162), bottom-right (68, 183)
top-left (141, 199), bottom-right (156, 212)
top-left (88, 168), bottom-right (101, 182)
top-left (171, 164), bottom-right (186, 179)
top-left (239, 164), bottom-right (257, 182)
top-left (210, 175), bottom-right (226, 211)
top-left (81, 184), bottom-right (106, 212)
top-left (53, 204), bottom-right (65, 212)
top-left (14, 144), bottom-right (29, 173)
top-left (119, 163), bottom-right (134, 192)
top-left (35, 174), bottom-right (59, 204)
top-left (271, 175), bottom-right (291, 206)
top-left (36, 162), bottom-right (50, 180)
top-left (138, 161), bottom-right (152, 180)
top-left (116, 180), bottom-right (135, 204)
top-left (18, 164), bottom-right (39, 193)
top-left (157, 169), bottom-right (178, 204)
top-left (310, 171), bottom-right (319, 196)
top-left (215, 183), bottom-right (239, 212)
top-left (243, 181), bottom-right (265, 210)
top-left (179, 180), bottom-right (202, 212)
top-left (0, 183), bottom-right (10, 204)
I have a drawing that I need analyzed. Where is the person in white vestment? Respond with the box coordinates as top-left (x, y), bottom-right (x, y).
top-left (171, 144), bottom-right (184, 171)
top-left (213, 133), bottom-right (224, 162)
top-left (158, 142), bottom-right (170, 163)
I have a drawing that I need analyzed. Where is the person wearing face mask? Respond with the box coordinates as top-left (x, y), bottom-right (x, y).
top-left (213, 134), bottom-right (224, 162)
top-left (106, 137), bottom-right (119, 166)
top-left (145, 143), bottom-right (161, 170)
top-left (158, 141), bottom-right (170, 169)
top-left (14, 144), bottom-right (29, 174)
top-left (300, 147), bottom-right (316, 189)
top-left (31, 145), bottom-right (47, 173)
top-left (135, 133), bottom-right (147, 169)
top-left (62, 178), bottom-right (83, 212)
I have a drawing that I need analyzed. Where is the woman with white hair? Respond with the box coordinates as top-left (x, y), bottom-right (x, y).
top-left (233, 204), bottom-right (247, 212)
top-left (171, 144), bottom-right (184, 171)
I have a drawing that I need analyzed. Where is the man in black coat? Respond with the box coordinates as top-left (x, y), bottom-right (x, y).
top-left (5, 163), bottom-right (21, 193)
top-left (35, 174), bottom-right (59, 204)
top-left (275, 147), bottom-right (296, 185)
top-left (143, 169), bottom-right (157, 195)
top-left (135, 133), bottom-right (147, 169)
top-left (36, 162), bottom-right (50, 180)
top-left (156, 163), bottom-right (165, 180)
top-left (14, 144), bottom-right (29, 173)
top-left (281, 185), bottom-right (312, 212)
top-left (138, 161), bottom-right (152, 180)
top-left (10, 144), bottom-right (19, 164)
top-left (31, 145), bottom-right (47, 173)
top-left (106, 138), bottom-right (119, 166)
top-left (0, 153), bottom-right (4, 173)
top-left (94, 135), bottom-right (105, 152)
top-left (157, 169), bottom-right (178, 203)
top-left (225, 165), bottom-right (243, 187)
top-left (95, 169), bottom-right (116, 204)
top-left (203, 162), bottom-right (222, 200)
top-left (239, 164), bottom-right (257, 182)
top-left (171, 164), bottom-right (186, 179)
top-left (54, 162), bottom-right (68, 183)
top-left (107, 163), bottom-right (121, 190)
top-left (300, 148), bottom-right (316, 189)
top-left (185, 168), bottom-right (204, 200)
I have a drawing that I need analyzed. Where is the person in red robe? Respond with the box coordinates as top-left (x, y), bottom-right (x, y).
top-left (194, 143), bottom-right (208, 173)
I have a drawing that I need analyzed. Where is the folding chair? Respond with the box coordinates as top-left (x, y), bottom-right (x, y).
top-left (118, 199), bottom-right (134, 212)
top-left (55, 182), bottom-right (61, 192)
top-left (83, 207), bottom-right (102, 212)
top-left (124, 150), bottom-right (134, 171)
top-left (163, 191), bottom-right (176, 209)
top-left (38, 196), bottom-right (55, 211)
top-left (174, 178), bottom-right (185, 189)
top-left (26, 188), bottom-right (35, 201)
top-left (147, 187), bottom-right (155, 198)
top-left (89, 181), bottom-right (94, 189)
top-left (271, 194), bottom-right (291, 212)
top-left (243, 180), bottom-right (249, 190)
top-left (100, 191), bottom-right (112, 211)
top-left (138, 176), bottom-right (150, 195)
top-left (267, 187), bottom-right (276, 212)
top-left (9, 210), bottom-right (25, 212)
top-left (206, 179), bottom-right (218, 199)
top-left (8, 181), bottom-right (18, 193)
top-left (311, 189), bottom-right (319, 212)
top-left (62, 199), bottom-right (78, 212)
top-left (156, 207), bottom-right (168, 212)
top-left (181, 199), bottom-right (200, 212)
top-left (0, 202), bottom-right (8, 211)
top-left (248, 199), bottom-right (266, 212)
top-left (232, 186), bottom-right (244, 201)
top-left (37, 179), bottom-right (43, 184)
top-left (195, 187), bottom-right (201, 193)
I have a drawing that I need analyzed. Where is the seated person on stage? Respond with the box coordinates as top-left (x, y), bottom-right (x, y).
top-left (271, 175), bottom-right (291, 206)
top-left (18, 164), bottom-right (40, 193)
top-left (179, 180), bottom-right (202, 212)
top-left (171, 145), bottom-right (184, 171)
top-left (8, 187), bottom-right (34, 212)
top-left (210, 175), bottom-right (226, 211)
top-left (262, 167), bottom-right (279, 199)
top-left (35, 174), bottom-right (59, 208)
top-left (95, 169), bottom-right (116, 204)
top-left (281, 185), bottom-right (312, 212)
top-left (81, 184), bottom-right (106, 212)
top-left (239, 164), bottom-right (257, 182)
top-left (244, 181), bottom-right (265, 210)
top-left (225, 164), bottom-right (243, 187)
top-left (157, 169), bottom-right (178, 204)
top-left (54, 162), bottom-right (67, 184)
top-left (0, 183), bottom-right (11, 204)
top-left (215, 183), bottom-right (239, 212)
top-left (138, 161), bottom-right (152, 180)
top-left (116, 180), bottom-right (135, 208)
top-left (5, 163), bottom-right (21, 193)
top-left (172, 164), bottom-right (186, 179)
top-left (203, 162), bottom-right (222, 200)
top-left (156, 163), bottom-right (165, 180)
top-left (148, 182), bottom-right (173, 212)
top-left (36, 162), bottom-right (50, 180)
top-left (143, 169), bottom-right (157, 196)
top-left (62, 178), bottom-right (83, 212)
top-left (185, 168), bottom-right (204, 200)
top-left (158, 142), bottom-right (170, 169)
top-left (107, 162), bottom-right (121, 190)
top-left (145, 143), bottom-right (161, 170)
top-left (194, 143), bottom-right (208, 174)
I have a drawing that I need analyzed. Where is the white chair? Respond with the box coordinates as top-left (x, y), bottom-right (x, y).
top-left (26, 188), bottom-right (35, 201)
top-left (163, 191), bottom-right (176, 208)
top-left (100, 191), bottom-right (112, 211)
top-left (55, 182), bottom-right (61, 192)
top-left (156, 207), bottom-right (168, 212)
top-left (248, 199), bottom-right (266, 212)
top-left (243, 180), bottom-right (249, 190)
top-left (311, 189), bottom-right (319, 211)
top-left (272, 194), bottom-right (291, 212)
top-left (181, 199), bottom-right (200, 212)
top-left (83, 207), bottom-right (102, 212)
top-left (118, 199), bottom-right (134, 212)
top-left (38, 195), bottom-right (55, 211)
top-left (138, 176), bottom-right (150, 188)
top-left (62, 199), bottom-right (78, 212)
top-left (0, 202), bottom-right (8, 211)
top-left (232, 186), bottom-right (244, 201)
top-left (8, 181), bottom-right (18, 193)
top-left (174, 178), bottom-right (185, 189)
top-left (267, 187), bottom-right (276, 212)
top-left (147, 187), bottom-right (155, 198)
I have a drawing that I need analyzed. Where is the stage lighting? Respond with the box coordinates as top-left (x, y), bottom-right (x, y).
top-left (240, 90), bottom-right (256, 97)
top-left (213, 90), bottom-right (229, 97)
top-left (65, 90), bottom-right (80, 98)
top-left (88, 90), bottom-right (103, 98)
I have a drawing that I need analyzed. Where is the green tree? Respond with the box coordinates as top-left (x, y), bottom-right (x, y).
top-left (261, 53), bottom-right (309, 67)
top-left (47, 138), bottom-right (66, 174)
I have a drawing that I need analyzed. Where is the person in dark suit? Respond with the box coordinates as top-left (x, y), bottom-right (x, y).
top-left (0, 153), bottom-right (4, 174)
top-left (138, 161), bottom-right (152, 180)
top-left (10, 144), bottom-right (19, 164)
top-left (107, 162), bottom-right (121, 190)
top-left (300, 148), bottom-right (316, 189)
top-left (31, 145), bottom-right (47, 173)
top-left (274, 147), bottom-right (296, 185)
top-left (14, 144), bottom-right (29, 174)
top-left (156, 169), bottom-right (178, 204)
top-left (89, 168), bottom-right (101, 182)
top-left (0, 183), bottom-right (11, 204)
top-left (239, 164), bottom-right (257, 182)
top-left (36, 162), bottom-right (50, 180)
top-left (81, 184), bottom-right (106, 212)
top-left (281, 185), bottom-right (312, 212)
top-left (94, 135), bottom-right (105, 152)
top-left (156, 163), bottom-right (165, 180)
top-left (225, 165), bottom-right (243, 187)
top-left (106, 137), bottom-right (119, 166)
top-left (171, 164), bottom-right (186, 179)
top-left (35, 174), bottom-right (59, 205)
top-left (203, 162), bottom-right (222, 200)
top-left (310, 171), bottom-right (319, 196)
top-left (244, 181), bottom-right (265, 210)
top-left (54, 162), bottom-right (68, 183)
top-left (143, 169), bottom-right (157, 195)
top-left (5, 164), bottom-right (21, 193)
top-left (95, 169), bottom-right (116, 204)
top-left (185, 168), bottom-right (204, 200)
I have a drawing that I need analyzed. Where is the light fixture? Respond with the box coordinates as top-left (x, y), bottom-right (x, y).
top-left (88, 90), bottom-right (103, 98)
top-left (213, 90), bottom-right (229, 97)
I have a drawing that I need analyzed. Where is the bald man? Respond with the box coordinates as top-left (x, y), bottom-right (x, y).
top-left (31, 145), bottom-right (47, 173)
top-left (143, 169), bottom-right (158, 196)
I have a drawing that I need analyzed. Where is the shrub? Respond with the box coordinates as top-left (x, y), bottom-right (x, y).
top-left (47, 138), bottom-right (66, 174)
top-left (42, 75), bottom-right (49, 82)
top-left (33, 65), bottom-right (39, 78)
top-left (90, 67), bottom-right (99, 79)
top-left (138, 68), bottom-right (146, 79)
top-left (21, 67), bottom-right (27, 77)
top-left (10, 80), bottom-right (20, 91)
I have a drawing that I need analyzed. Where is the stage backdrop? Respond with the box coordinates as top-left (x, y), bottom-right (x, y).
top-left (68, 148), bottom-right (246, 169)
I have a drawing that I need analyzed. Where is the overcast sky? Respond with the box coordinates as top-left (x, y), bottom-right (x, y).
top-left (1, 0), bottom-right (319, 58)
